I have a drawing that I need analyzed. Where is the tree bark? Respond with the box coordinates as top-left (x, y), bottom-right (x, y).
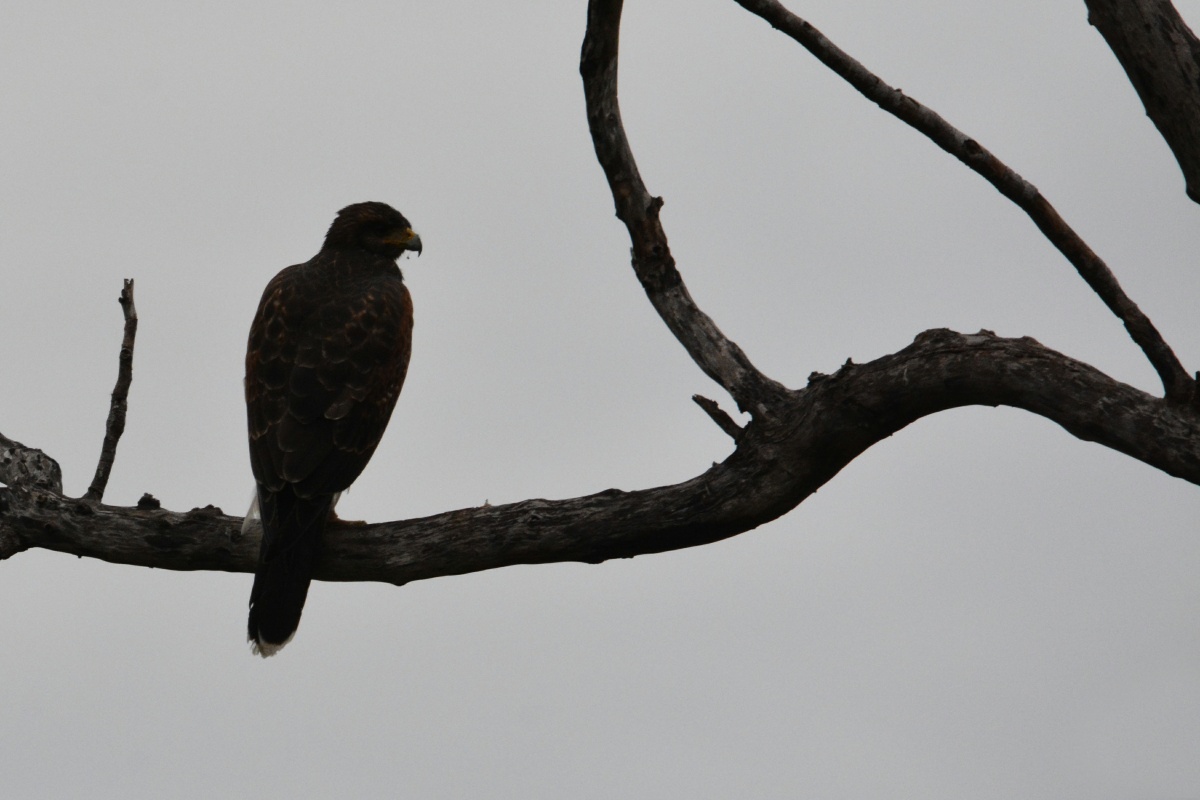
top-left (1086, 0), bottom-right (1200, 204)
top-left (3, 331), bottom-right (1198, 581)
top-left (2, 1), bottom-right (1198, 589)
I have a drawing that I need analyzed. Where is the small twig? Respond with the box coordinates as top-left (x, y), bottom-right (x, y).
top-left (84, 279), bottom-right (138, 503)
top-left (693, 395), bottom-right (744, 441)
top-left (731, 0), bottom-right (1193, 403)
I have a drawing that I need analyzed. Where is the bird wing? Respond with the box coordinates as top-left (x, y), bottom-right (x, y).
top-left (245, 262), bottom-right (413, 498)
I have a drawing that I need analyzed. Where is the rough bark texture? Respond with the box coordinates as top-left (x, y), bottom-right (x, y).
top-left (3, 331), bottom-right (1198, 581)
top-left (1086, 0), bottom-right (1200, 203)
top-left (0, 433), bottom-right (63, 494)
top-left (1, 0), bottom-right (1198, 591)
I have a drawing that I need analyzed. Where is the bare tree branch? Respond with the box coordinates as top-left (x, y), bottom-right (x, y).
top-left (3, 330), bottom-right (1198, 582)
top-left (1085, 0), bottom-right (1200, 204)
top-left (84, 279), bottom-right (138, 503)
top-left (3, 3), bottom-right (1199, 617)
top-left (730, 0), bottom-right (1194, 403)
top-left (580, 0), bottom-right (789, 417)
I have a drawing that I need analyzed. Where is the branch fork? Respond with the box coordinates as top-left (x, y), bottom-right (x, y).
top-left (2, 1), bottom-right (1198, 597)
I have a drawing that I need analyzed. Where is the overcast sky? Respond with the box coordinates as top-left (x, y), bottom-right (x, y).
top-left (2, 1), bottom-right (1199, 797)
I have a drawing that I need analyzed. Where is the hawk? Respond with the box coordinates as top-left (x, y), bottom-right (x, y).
top-left (244, 201), bottom-right (421, 656)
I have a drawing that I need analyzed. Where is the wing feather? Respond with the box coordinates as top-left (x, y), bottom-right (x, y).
top-left (245, 258), bottom-right (412, 497)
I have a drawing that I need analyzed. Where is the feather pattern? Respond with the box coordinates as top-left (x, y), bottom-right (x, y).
top-left (244, 202), bottom-right (417, 656)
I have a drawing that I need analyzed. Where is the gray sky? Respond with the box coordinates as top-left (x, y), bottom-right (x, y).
top-left (2, 0), bottom-right (1199, 796)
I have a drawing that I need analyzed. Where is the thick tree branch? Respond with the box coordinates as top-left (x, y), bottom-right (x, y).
top-left (581, 0), bottom-right (789, 416)
top-left (4, 4), bottom-right (1198, 618)
top-left (731, 0), bottom-right (1193, 403)
top-left (84, 279), bottom-right (138, 502)
top-left (1085, 0), bottom-right (1200, 204)
top-left (4, 331), bottom-right (1198, 582)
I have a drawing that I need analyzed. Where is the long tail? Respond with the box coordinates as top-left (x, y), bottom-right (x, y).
top-left (247, 486), bottom-right (334, 657)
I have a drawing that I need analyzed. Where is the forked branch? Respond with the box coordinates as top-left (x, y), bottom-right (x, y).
top-left (3, 330), bottom-right (1199, 581)
top-left (732, 0), bottom-right (1193, 403)
top-left (2, 3), bottom-right (1199, 594)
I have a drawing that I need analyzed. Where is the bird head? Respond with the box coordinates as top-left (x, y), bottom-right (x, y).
top-left (323, 201), bottom-right (422, 260)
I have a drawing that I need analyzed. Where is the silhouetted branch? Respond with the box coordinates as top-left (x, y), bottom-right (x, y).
top-left (3, 330), bottom-right (1199, 582)
top-left (84, 279), bottom-right (138, 503)
top-left (731, 0), bottom-right (1193, 403)
top-left (3, 2), bottom-right (1200, 609)
top-left (580, 0), bottom-right (789, 416)
top-left (1085, 0), bottom-right (1200, 204)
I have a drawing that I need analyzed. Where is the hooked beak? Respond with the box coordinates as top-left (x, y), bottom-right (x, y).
top-left (384, 228), bottom-right (422, 257)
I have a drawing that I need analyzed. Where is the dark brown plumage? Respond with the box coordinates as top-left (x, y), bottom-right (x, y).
top-left (245, 201), bottom-right (421, 656)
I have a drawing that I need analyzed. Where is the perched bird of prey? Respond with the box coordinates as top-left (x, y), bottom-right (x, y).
top-left (244, 201), bottom-right (421, 656)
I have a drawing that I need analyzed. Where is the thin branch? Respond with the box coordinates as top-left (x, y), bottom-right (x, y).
top-left (1085, 0), bottom-right (1200, 204)
top-left (693, 394), bottom-right (744, 440)
top-left (731, 0), bottom-right (1193, 403)
top-left (4, 330), bottom-right (1199, 581)
top-left (581, 0), bottom-right (789, 416)
top-left (84, 279), bottom-right (138, 503)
